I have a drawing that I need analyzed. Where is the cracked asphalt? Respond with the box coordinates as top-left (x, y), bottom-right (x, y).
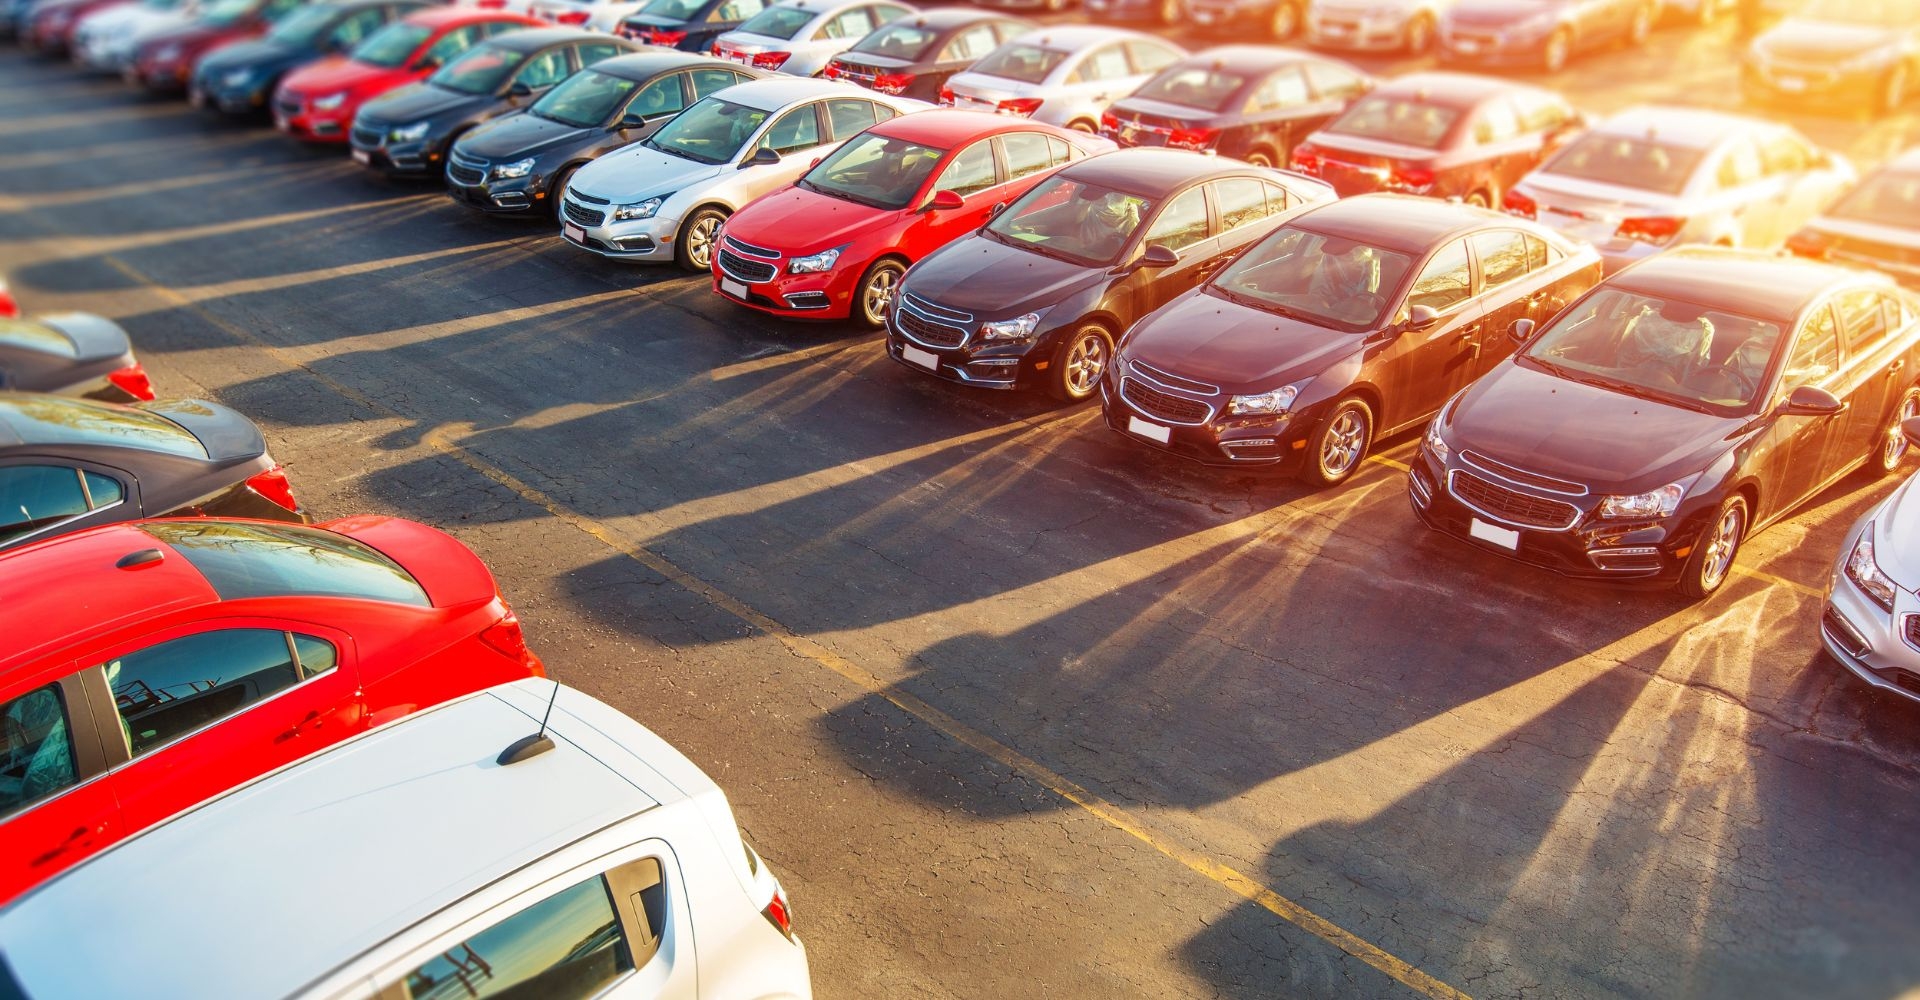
top-left (5, 14), bottom-right (1920, 998)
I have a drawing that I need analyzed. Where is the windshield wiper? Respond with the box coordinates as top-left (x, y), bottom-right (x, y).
top-left (643, 139), bottom-right (711, 163)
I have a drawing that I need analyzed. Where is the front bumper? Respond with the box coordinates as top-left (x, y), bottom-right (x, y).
top-left (1821, 519), bottom-right (1920, 704)
top-left (349, 126), bottom-right (436, 175)
top-left (191, 76), bottom-right (273, 115)
top-left (274, 96), bottom-right (353, 141)
top-left (1307, 12), bottom-right (1411, 49)
top-left (883, 302), bottom-right (1048, 390)
top-left (556, 195), bottom-right (679, 261)
top-left (1100, 370), bottom-right (1309, 469)
top-left (710, 248), bottom-right (860, 320)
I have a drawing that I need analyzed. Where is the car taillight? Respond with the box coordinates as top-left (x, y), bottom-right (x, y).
top-left (1167, 126), bottom-right (1219, 151)
top-left (1615, 215), bottom-right (1684, 245)
top-left (762, 886), bottom-right (795, 941)
top-left (479, 608), bottom-right (535, 666)
top-left (107, 363), bottom-right (153, 401)
top-left (1388, 166), bottom-right (1435, 191)
top-left (752, 50), bottom-right (790, 70)
top-left (1099, 112), bottom-right (1118, 132)
top-left (709, 42), bottom-right (722, 55)
top-left (937, 84), bottom-right (954, 105)
top-left (0, 281), bottom-right (17, 318)
top-left (644, 27), bottom-right (686, 45)
top-left (1502, 189), bottom-right (1537, 218)
top-left (246, 464), bottom-right (300, 512)
top-left (554, 9), bottom-right (589, 24)
top-left (871, 71), bottom-right (913, 95)
top-left (996, 97), bottom-right (1043, 117)
top-left (823, 60), bottom-right (844, 80)
top-left (1787, 228), bottom-right (1830, 260)
top-left (1289, 145), bottom-right (1320, 174)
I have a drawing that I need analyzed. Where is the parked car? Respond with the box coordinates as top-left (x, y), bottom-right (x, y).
top-left (69, 0), bottom-right (197, 72)
top-left (0, 394), bottom-right (307, 550)
top-left (709, 0), bottom-right (915, 77)
top-left (1185, 0), bottom-right (1305, 39)
top-left (0, 313), bottom-right (151, 401)
top-left (823, 7), bottom-right (1030, 103)
top-left (616, 0), bottom-right (770, 48)
top-left (713, 110), bottom-right (1108, 326)
top-left (1289, 72), bottom-right (1583, 207)
top-left (1305, 0), bottom-right (1452, 54)
top-left (19, 0), bottom-right (123, 55)
top-left (1787, 145), bottom-right (1920, 288)
top-left (1823, 415), bottom-right (1920, 702)
top-left (126, 0), bottom-right (306, 93)
top-left (888, 149), bottom-right (1335, 400)
top-left (1100, 45), bottom-right (1370, 168)
top-left (449, 51), bottom-right (765, 216)
top-left (189, 0), bottom-right (424, 115)
top-left (971, 0), bottom-right (1073, 13)
top-left (0, 278), bottom-right (14, 318)
top-left (349, 27), bottom-right (638, 177)
top-left (1502, 106), bottom-right (1855, 273)
top-left (1104, 194), bottom-right (1599, 482)
top-left (559, 77), bottom-right (929, 269)
top-left (940, 25), bottom-right (1186, 132)
top-left (1438, 0), bottom-right (1657, 72)
top-left (0, 520), bottom-right (546, 906)
top-left (0, 678), bottom-right (807, 999)
top-left (274, 7), bottom-right (539, 143)
top-left (1742, 0), bottom-right (1918, 115)
top-left (1083, 0), bottom-right (1180, 24)
top-left (1414, 248), bottom-right (1920, 597)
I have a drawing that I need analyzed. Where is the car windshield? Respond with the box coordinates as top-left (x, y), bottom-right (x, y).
top-left (644, 96), bottom-right (767, 163)
top-left (429, 45), bottom-right (525, 95)
top-left (1544, 132), bottom-right (1706, 196)
top-left (351, 22), bottom-right (430, 68)
top-left (1324, 96), bottom-right (1459, 150)
top-left (640, 0), bottom-right (704, 15)
top-left (849, 21), bottom-right (935, 60)
top-left (970, 43), bottom-right (1066, 84)
top-left (141, 521), bottom-right (432, 606)
top-left (736, 5), bottom-right (811, 39)
top-left (1130, 66), bottom-right (1247, 113)
top-left (1795, 0), bottom-right (1920, 23)
top-left (984, 176), bottom-right (1153, 266)
top-left (200, 0), bottom-right (257, 27)
top-left (533, 69), bottom-right (638, 128)
top-left (264, 5), bottom-right (334, 46)
top-left (0, 320), bottom-right (77, 358)
top-left (0, 395), bottom-right (207, 458)
top-left (1827, 168), bottom-right (1920, 229)
top-left (800, 133), bottom-right (944, 209)
top-left (1208, 225), bottom-right (1416, 331)
top-left (1522, 287), bottom-right (1784, 413)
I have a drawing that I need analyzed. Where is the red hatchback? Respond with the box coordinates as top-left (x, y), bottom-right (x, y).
top-left (0, 516), bottom-right (544, 905)
top-left (273, 7), bottom-right (540, 143)
top-left (713, 109), bottom-right (1113, 327)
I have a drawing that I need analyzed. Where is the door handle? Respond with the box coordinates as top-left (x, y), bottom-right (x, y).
top-left (32, 825), bottom-right (97, 867)
top-left (276, 710), bottom-right (325, 743)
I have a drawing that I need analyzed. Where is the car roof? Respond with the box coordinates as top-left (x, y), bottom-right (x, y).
top-left (1059, 148), bottom-right (1288, 197)
top-left (1174, 44), bottom-right (1332, 73)
top-left (1882, 144), bottom-right (1920, 174)
top-left (489, 26), bottom-right (606, 52)
top-left (1590, 105), bottom-right (1764, 149)
top-left (402, 5), bottom-right (525, 27)
top-left (592, 50), bottom-right (745, 81)
top-left (1005, 24), bottom-right (1156, 51)
top-left (0, 682), bottom-right (670, 1000)
top-left (1368, 70), bottom-right (1552, 108)
top-left (712, 74), bottom-right (872, 110)
top-left (1610, 246), bottom-right (1891, 321)
top-left (1290, 193), bottom-right (1515, 253)
top-left (870, 107), bottom-right (1047, 144)
top-left (0, 522), bottom-right (219, 675)
top-left (890, 6), bottom-right (1024, 29)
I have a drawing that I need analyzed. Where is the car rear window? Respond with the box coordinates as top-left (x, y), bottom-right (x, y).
top-left (0, 395), bottom-right (207, 458)
top-left (141, 521), bottom-right (433, 607)
top-left (1544, 133), bottom-right (1707, 196)
top-left (0, 319), bottom-right (78, 358)
top-left (1324, 95), bottom-right (1460, 150)
top-left (735, 5), bottom-right (811, 39)
top-left (970, 43), bottom-right (1067, 85)
top-left (1131, 65), bottom-right (1247, 113)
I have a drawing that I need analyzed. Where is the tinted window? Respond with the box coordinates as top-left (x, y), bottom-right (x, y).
top-left (1001, 130), bottom-right (1065, 181)
top-left (855, 20), bottom-right (934, 58)
top-left (535, 69), bottom-right (641, 127)
top-left (971, 44), bottom-right (1067, 85)
top-left (689, 68), bottom-right (744, 98)
top-left (1213, 178), bottom-right (1269, 231)
top-left (1304, 60), bottom-right (1365, 100)
top-left (1546, 133), bottom-right (1706, 196)
top-left (1472, 100), bottom-right (1521, 144)
top-left (0, 396), bottom-right (206, 459)
top-left (140, 521), bottom-right (432, 606)
top-left (736, 5), bottom-right (811, 39)
top-left (430, 46), bottom-right (526, 94)
top-left (1211, 226), bottom-right (1416, 330)
top-left (292, 634), bottom-right (339, 676)
top-left (986, 176), bottom-right (1152, 265)
top-left (629, 74), bottom-right (686, 119)
top-left (514, 48), bottom-right (572, 89)
top-left (1133, 65), bottom-right (1246, 113)
top-left (1785, 305), bottom-right (1841, 389)
top-left (936, 139), bottom-right (1000, 197)
top-left (0, 466), bottom-right (91, 543)
top-left (758, 104), bottom-right (821, 154)
top-left (577, 42), bottom-right (626, 68)
top-left (1408, 239), bottom-right (1472, 312)
top-left (939, 23), bottom-right (997, 62)
top-left (647, 96), bottom-right (767, 163)
top-left (1144, 187), bottom-right (1209, 253)
top-left (1471, 230), bottom-right (1531, 291)
top-left (1526, 288), bottom-right (1786, 412)
top-left (1262, 180), bottom-right (1291, 212)
top-left (1069, 43), bottom-right (1129, 84)
top-left (825, 98), bottom-right (876, 139)
top-left (804, 133), bottom-right (942, 209)
top-left (0, 320), bottom-right (76, 358)
top-left (394, 877), bottom-right (631, 1000)
top-left (83, 471), bottom-right (123, 508)
top-left (421, 24), bottom-right (486, 66)
top-left (1837, 289), bottom-right (1894, 356)
top-left (1125, 40), bottom-right (1179, 75)
top-left (820, 6), bottom-right (873, 39)
top-left (1247, 67), bottom-right (1308, 112)
top-left (1526, 234), bottom-right (1549, 270)
top-left (354, 23), bottom-right (432, 68)
top-left (0, 686), bottom-right (77, 820)
top-left (326, 8), bottom-right (386, 50)
top-left (107, 630), bottom-right (303, 756)
top-left (1324, 96), bottom-right (1458, 150)
top-left (710, 0), bottom-right (765, 19)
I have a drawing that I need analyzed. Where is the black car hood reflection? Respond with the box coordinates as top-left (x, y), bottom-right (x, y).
top-left (461, 110), bottom-right (598, 160)
top-left (906, 236), bottom-right (1108, 319)
top-left (362, 82), bottom-right (488, 124)
top-left (1123, 290), bottom-right (1361, 391)
top-left (196, 37), bottom-right (303, 75)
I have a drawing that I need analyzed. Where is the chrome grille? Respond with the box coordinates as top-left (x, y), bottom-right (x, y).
top-left (898, 309), bottom-right (966, 349)
top-left (1460, 450), bottom-right (1588, 496)
top-left (562, 199), bottom-right (605, 227)
top-left (350, 124), bottom-right (384, 147)
top-left (447, 153), bottom-right (486, 186)
top-left (724, 235), bottom-right (781, 259)
top-left (1120, 377), bottom-right (1211, 425)
top-left (1128, 359), bottom-right (1219, 396)
top-left (717, 247), bottom-right (776, 284)
top-left (1446, 470), bottom-right (1580, 530)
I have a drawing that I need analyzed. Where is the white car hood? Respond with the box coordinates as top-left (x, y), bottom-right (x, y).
top-left (570, 146), bottom-right (727, 205)
top-left (125, 8), bottom-right (194, 44)
top-left (77, 4), bottom-right (159, 35)
top-left (1875, 473), bottom-right (1920, 590)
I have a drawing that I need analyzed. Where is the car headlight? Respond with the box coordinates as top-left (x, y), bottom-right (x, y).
top-left (1423, 420), bottom-right (1450, 465)
top-left (979, 310), bottom-right (1048, 341)
top-left (389, 121), bottom-right (429, 143)
top-left (1227, 379), bottom-right (1309, 416)
top-left (1846, 524), bottom-right (1899, 612)
top-left (153, 43), bottom-right (180, 62)
top-left (1839, 46), bottom-right (1897, 72)
top-left (611, 196), bottom-right (665, 221)
top-left (312, 91), bottom-right (346, 112)
top-left (1596, 481), bottom-right (1687, 520)
top-left (491, 157), bottom-right (536, 180)
top-left (221, 67), bottom-right (252, 88)
top-left (787, 244), bottom-right (846, 274)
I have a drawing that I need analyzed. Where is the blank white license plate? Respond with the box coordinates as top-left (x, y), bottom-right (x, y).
top-left (1454, 38), bottom-right (1482, 52)
top-left (1128, 416), bottom-right (1171, 444)
top-left (1469, 518), bottom-right (1519, 551)
top-left (901, 345), bottom-right (938, 370)
top-left (189, 88), bottom-right (206, 107)
top-left (351, 148), bottom-right (370, 165)
top-left (1776, 76), bottom-right (1806, 92)
top-left (563, 222), bottom-right (584, 243)
top-left (720, 278), bottom-right (748, 299)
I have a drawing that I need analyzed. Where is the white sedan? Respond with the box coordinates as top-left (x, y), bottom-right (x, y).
top-left (708, 0), bottom-right (913, 77)
top-left (939, 24), bottom-right (1186, 133)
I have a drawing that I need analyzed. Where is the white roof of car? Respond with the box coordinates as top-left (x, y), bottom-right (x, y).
top-left (1592, 105), bottom-right (1768, 149)
top-left (1002, 24), bottom-right (1161, 53)
top-left (0, 682), bottom-right (681, 1000)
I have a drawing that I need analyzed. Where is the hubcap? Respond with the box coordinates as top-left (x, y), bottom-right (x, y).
top-left (688, 217), bottom-right (719, 267)
top-left (1065, 333), bottom-right (1107, 396)
top-left (1701, 505), bottom-right (1743, 591)
top-left (864, 268), bottom-right (898, 321)
top-left (1886, 394), bottom-right (1918, 467)
top-left (1546, 35), bottom-right (1567, 69)
top-left (1321, 409), bottom-right (1367, 477)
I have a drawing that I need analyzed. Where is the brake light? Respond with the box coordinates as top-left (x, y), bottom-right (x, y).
top-left (0, 280), bottom-right (18, 317)
top-left (823, 60), bottom-right (844, 80)
top-left (751, 50), bottom-right (790, 70)
top-left (643, 27), bottom-right (686, 46)
top-left (1615, 215), bottom-right (1684, 245)
top-left (1099, 112), bottom-right (1118, 132)
top-left (1501, 189), bottom-right (1537, 219)
top-left (937, 84), bottom-right (954, 106)
top-left (871, 71), bottom-right (914, 95)
top-left (245, 464), bottom-right (300, 513)
top-left (479, 608), bottom-right (534, 666)
top-left (554, 9), bottom-right (589, 25)
top-left (1787, 228), bottom-right (1830, 260)
top-left (996, 97), bottom-right (1043, 117)
top-left (762, 887), bottom-right (795, 941)
top-left (710, 42), bottom-right (722, 55)
top-left (1167, 126), bottom-right (1219, 151)
top-left (1388, 166), bottom-right (1435, 192)
top-left (106, 363), bottom-right (154, 401)
top-left (1288, 144), bottom-right (1320, 174)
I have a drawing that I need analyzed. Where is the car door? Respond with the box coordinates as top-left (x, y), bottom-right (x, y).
top-left (0, 671), bottom-right (122, 903)
top-left (1755, 303), bottom-right (1844, 517)
top-left (0, 461), bottom-right (136, 552)
top-left (1132, 184), bottom-right (1217, 317)
top-left (508, 44), bottom-right (575, 107)
top-left (96, 623), bottom-right (363, 831)
top-left (608, 71), bottom-right (689, 146)
top-left (905, 135), bottom-right (1005, 257)
top-left (1378, 237), bottom-right (1485, 428)
top-left (1204, 176), bottom-right (1284, 282)
top-left (1830, 287), bottom-right (1907, 469)
top-left (1062, 41), bottom-right (1133, 122)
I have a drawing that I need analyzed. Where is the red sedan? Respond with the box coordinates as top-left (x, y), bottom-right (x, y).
top-left (273, 7), bottom-right (540, 143)
top-left (127, 0), bottom-right (303, 93)
top-left (713, 109), bottom-right (1112, 327)
top-left (0, 516), bottom-right (544, 905)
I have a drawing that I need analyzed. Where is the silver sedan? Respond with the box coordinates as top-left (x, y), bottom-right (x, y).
top-left (940, 24), bottom-right (1186, 133)
top-left (1825, 415), bottom-right (1920, 705)
top-left (709, 0), bottom-right (915, 78)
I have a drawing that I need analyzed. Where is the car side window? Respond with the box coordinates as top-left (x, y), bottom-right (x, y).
top-left (710, 0), bottom-right (764, 19)
top-left (1471, 100), bottom-right (1522, 145)
top-left (1407, 239), bottom-right (1473, 312)
top-left (935, 139), bottom-right (1000, 197)
top-left (424, 24), bottom-right (485, 65)
top-left (1125, 40), bottom-right (1179, 75)
top-left (327, 8), bottom-right (386, 50)
top-left (1303, 60), bottom-right (1365, 101)
top-left (262, 0), bottom-right (301, 20)
top-left (104, 629), bottom-right (332, 757)
top-left (940, 24), bottom-right (997, 62)
top-left (1069, 43), bottom-right (1130, 84)
top-left (627, 75), bottom-right (686, 120)
top-left (1836, 289), bottom-right (1894, 357)
top-left (758, 104), bottom-right (822, 154)
top-left (1470, 230), bottom-right (1531, 291)
top-left (1782, 305), bottom-right (1841, 393)
top-left (1246, 67), bottom-right (1309, 113)
top-left (1212, 178), bottom-right (1269, 231)
top-left (825, 98), bottom-right (876, 140)
top-left (389, 876), bottom-right (632, 1000)
top-left (1143, 187), bottom-right (1210, 253)
top-left (1714, 136), bottom-right (1765, 190)
top-left (818, 7), bottom-right (873, 40)
top-left (0, 465), bottom-right (116, 544)
top-left (514, 48), bottom-right (572, 89)
top-left (690, 68), bottom-right (743, 98)
top-left (577, 42), bottom-right (626, 68)
top-left (1001, 130), bottom-right (1066, 181)
top-left (1261, 180), bottom-right (1292, 212)
top-left (0, 685), bottom-right (78, 821)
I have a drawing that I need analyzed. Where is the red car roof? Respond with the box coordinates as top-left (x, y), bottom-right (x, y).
top-left (0, 523), bottom-right (218, 674)
top-left (868, 108), bottom-right (1064, 147)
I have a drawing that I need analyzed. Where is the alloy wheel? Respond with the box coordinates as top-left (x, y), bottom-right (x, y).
top-left (1320, 408), bottom-right (1367, 479)
top-left (1064, 331), bottom-right (1107, 398)
top-left (1699, 503), bottom-right (1744, 593)
top-left (862, 265), bottom-right (900, 325)
top-left (1883, 390), bottom-right (1919, 471)
top-left (686, 217), bottom-right (720, 269)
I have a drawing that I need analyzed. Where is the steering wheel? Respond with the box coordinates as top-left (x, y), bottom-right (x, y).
top-left (1709, 363), bottom-right (1758, 400)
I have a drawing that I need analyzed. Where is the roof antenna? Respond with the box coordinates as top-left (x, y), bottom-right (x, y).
top-left (497, 680), bottom-right (561, 766)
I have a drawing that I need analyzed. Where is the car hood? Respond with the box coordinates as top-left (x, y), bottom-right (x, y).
top-left (1871, 472), bottom-right (1920, 588)
top-left (1123, 290), bottom-right (1361, 391)
top-left (904, 235), bottom-right (1106, 318)
top-left (460, 110), bottom-right (597, 159)
top-left (1445, 0), bottom-right (1558, 25)
top-left (116, 7), bottom-right (190, 40)
top-left (570, 145), bottom-right (724, 202)
top-left (38, 313), bottom-right (133, 363)
top-left (360, 82), bottom-right (486, 123)
top-left (1755, 19), bottom-right (1900, 62)
top-left (281, 55), bottom-right (395, 95)
top-left (1444, 361), bottom-right (1741, 490)
top-left (724, 186), bottom-right (899, 255)
top-left (197, 35), bottom-right (301, 72)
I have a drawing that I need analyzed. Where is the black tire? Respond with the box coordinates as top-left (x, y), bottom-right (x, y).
top-left (1068, 118), bottom-right (1098, 133)
top-left (1874, 386), bottom-right (1920, 476)
top-left (1542, 29), bottom-right (1571, 72)
top-left (854, 258), bottom-right (906, 329)
top-left (1677, 494), bottom-right (1746, 599)
top-left (1045, 323), bottom-right (1114, 403)
top-left (1245, 146), bottom-right (1277, 168)
top-left (675, 206), bottom-right (728, 272)
top-left (1270, 0), bottom-right (1301, 38)
top-left (548, 165), bottom-right (578, 220)
top-left (1403, 12), bottom-right (1435, 54)
top-left (1301, 397), bottom-right (1373, 487)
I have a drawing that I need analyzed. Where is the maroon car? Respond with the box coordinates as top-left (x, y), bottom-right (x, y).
top-left (128, 0), bottom-right (305, 93)
top-left (20, 0), bottom-right (125, 54)
top-left (1288, 72), bottom-right (1584, 210)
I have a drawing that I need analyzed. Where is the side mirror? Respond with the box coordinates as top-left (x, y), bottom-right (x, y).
top-left (926, 188), bottom-right (964, 212)
top-left (1781, 385), bottom-right (1845, 417)
top-left (413, 57), bottom-right (439, 72)
top-left (616, 112), bottom-right (648, 129)
top-left (1137, 244), bottom-right (1179, 269)
top-left (1405, 304), bottom-right (1441, 332)
top-left (1508, 317), bottom-right (1535, 345)
top-left (743, 146), bottom-right (781, 168)
top-left (1903, 415), bottom-right (1920, 450)
top-left (508, 81), bottom-right (532, 98)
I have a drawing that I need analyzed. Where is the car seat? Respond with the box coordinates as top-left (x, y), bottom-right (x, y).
top-left (1619, 304), bottom-right (1713, 379)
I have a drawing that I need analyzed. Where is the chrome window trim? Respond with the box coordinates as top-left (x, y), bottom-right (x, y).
top-left (102, 633), bottom-right (340, 770)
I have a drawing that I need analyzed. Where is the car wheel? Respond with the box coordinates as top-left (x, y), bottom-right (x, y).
top-left (855, 258), bottom-right (905, 329)
top-left (1403, 12), bottom-right (1434, 54)
top-left (1047, 323), bottom-right (1113, 403)
top-left (1628, 3), bottom-right (1653, 43)
top-left (548, 165), bottom-right (577, 220)
top-left (1068, 118), bottom-right (1098, 133)
top-left (1466, 188), bottom-right (1492, 208)
top-left (1245, 147), bottom-right (1277, 167)
top-left (1270, 0), bottom-right (1301, 38)
top-left (1542, 29), bottom-right (1571, 72)
top-left (1875, 386), bottom-right (1920, 476)
top-left (1301, 396), bottom-right (1373, 487)
top-left (1678, 494), bottom-right (1746, 599)
top-left (675, 206), bottom-right (727, 272)
top-left (1881, 63), bottom-right (1909, 115)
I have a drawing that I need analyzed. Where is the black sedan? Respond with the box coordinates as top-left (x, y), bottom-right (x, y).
top-left (1414, 248), bottom-right (1920, 598)
top-left (0, 314), bottom-right (152, 402)
top-left (886, 149), bottom-right (1336, 403)
top-left (350, 28), bottom-right (638, 178)
top-left (447, 51), bottom-right (763, 216)
top-left (822, 7), bottom-right (1031, 103)
top-left (1788, 145), bottom-right (1920, 288)
top-left (1742, 0), bottom-right (1918, 114)
top-left (0, 393), bottom-right (309, 552)
top-left (615, 0), bottom-right (769, 51)
top-left (1099, 45), bottom-right (1371, 168)
top-left (1102, 193), bottom-right (1602, 485)
top-left (190, 0), bottom-right (424, 116)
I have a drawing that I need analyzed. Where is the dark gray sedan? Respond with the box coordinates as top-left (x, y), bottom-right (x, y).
top-left (0, 314), bottom-right (152, 402)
